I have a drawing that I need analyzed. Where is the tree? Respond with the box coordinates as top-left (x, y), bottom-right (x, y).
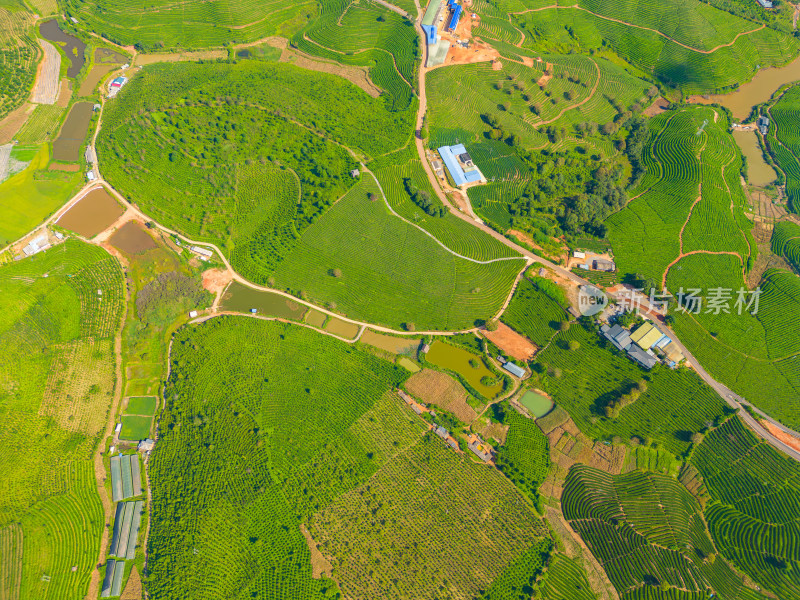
top-left (404, 322), bottom-right (415, 332)
top-left (558, 320), bottom-right (570, 332)
top-left (486, 319), bottom-right (499, 331)
top-left (331, 268), bottom-right (342, 278)
top-left (367, 192), bottom-right (376, 202)
top-left (567, 340), bottom-right (580, 351)
top-left (691, 432), bottom-right (704, 445)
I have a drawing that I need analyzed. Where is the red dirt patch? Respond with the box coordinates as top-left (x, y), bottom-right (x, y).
top-left (643, 96), bottom-right (670, 117)
top-left (482, 322), bottom-right (537, 361)
top-left (202, 268), bottom-right (232, 295)
top-left (404, 369), bottom-right (479, 423)
top-left (492, 59), bottom-right (503, 71)
top-left (764, 422), bottom-right (800, 453)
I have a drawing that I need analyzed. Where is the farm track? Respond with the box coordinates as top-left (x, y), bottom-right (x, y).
top-left (508, 5), bottom-right (765, 54)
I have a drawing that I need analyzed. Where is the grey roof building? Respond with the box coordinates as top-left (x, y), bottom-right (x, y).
top-left (434, 425), bottom-right (449, 439)
top-left (627, 345), bottom-right (659, 370)
top-left (600, 324), bottom-right (632, 351)
top-left (503, 362), bottom-right (526, 378)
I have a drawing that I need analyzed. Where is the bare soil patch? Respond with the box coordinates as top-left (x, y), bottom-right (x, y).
top-left (643, 96), bottom-right (669, 117)
top-left (48, 162), bottom-right (80, 171)
top-left (109, 220), bottom-right (158, 255)
top-left (404, 369), bottom-right (478, 423)
top-left (31, 39), bottom-right (60, 105)
top-left (477, 419), bottom-right (509, 445)
top-left (56, 79), bottom-right (71, 108)
top-left (57, 187), bottom-right (124, 238)
top-left (120, 566), bottom-right (142, 600)
top-left (764, 421), bottom-right (800, 453)
top-left (537, 63), bottom-right (554, 86)
top-left (300, 524), bottom-right (333, 579)
top-left (279, 47), bottom-right (381, 97)
top-left (0, 102), bottom-right (33, 144)
top-left (482, 322), bottom-right (538, 361)
top-left (492, 59), bottom-right (503, 71)
top-left (202, 268), bottom-right (231, 296)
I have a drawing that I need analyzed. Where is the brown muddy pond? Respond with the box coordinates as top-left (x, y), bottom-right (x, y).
top-left (57, 188), bottom-right (123, 238)
top-left (40, 20), bottom-right (86, 78)
top-left (698, 56), bottom-right (800, 120)
top-left (221, 281), bottom-right (308, 321)
top-left (733, 130), bottom-right (777, 187)
top-left (53, 102), bottom-right (93, 162)
top-left (79, 65), bottom-right (115, 96)
top-left (110, 221), bottom-right (158, 254)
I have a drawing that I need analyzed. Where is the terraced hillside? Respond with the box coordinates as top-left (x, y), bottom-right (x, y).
top-left (0, 240), bottom-right (124, 600)
top-left (149, 317), bottom-right (550, 599)
top-left (772, 220), bottom-right (800, 273)
top-left (483, 0), bottom-right (800, 93)
top-left (562, 463), bottom-right (769, 600)
top-left (768, 85), bottom-right (800, 214)
top-left (64, 0), bottom-right (315, 49)
top-left (692, 416), bottom-right (800, 599)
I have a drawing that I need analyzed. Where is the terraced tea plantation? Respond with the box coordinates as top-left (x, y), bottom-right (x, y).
top-left (0, 240), bottom-right (124, 599)
top-left (0, 4), bottom-right (38, 121)
top-left (148, 317), bottom-right (550, 599)
top-left (768, 85), bottom-right (800, 213)
top-left (692, 416), bottom-right (800, 598)
top-left (562, 463), bottom-right (769, 599)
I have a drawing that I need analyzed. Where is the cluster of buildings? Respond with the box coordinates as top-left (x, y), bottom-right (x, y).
top-left (757, 115), bottom-right (770, 136)
top-left (573, 251), bottom-right (615, 272)
top-left (421, 0), bottom-right (464, 66)
top-left (437, 144), bottom-right (487, 187)
top-left (600, 320), bottom-right (684, 369)
top-left (108, 76), bottom-right (128, 98)
top-left (21, 233), bottom-right (51, 257)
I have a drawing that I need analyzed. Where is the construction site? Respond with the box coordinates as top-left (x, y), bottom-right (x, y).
top-left (421, 0), bottom-right (490, 67)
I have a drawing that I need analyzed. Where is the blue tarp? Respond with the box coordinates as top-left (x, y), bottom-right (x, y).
top-left (438, 144), bottom-right (482, 186)
top-left (422, 24), bottom-right (437, 45)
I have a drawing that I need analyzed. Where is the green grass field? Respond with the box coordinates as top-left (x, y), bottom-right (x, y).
top-left (692, 416), bottom-right (800, 598)
top-left (562, 462), bottom-right (769, 599)
top-left (125, 396), bottom-right (157, 415)
top-left (119, 415), bottom-right (152, 440)
top-left (65, 0), bottom-right (315, 49)
top-left (148, 316), bottom-right (549, 599)
top-left (0, 240), bottom-right (124, 600)
top-left (272, 176), bottom-right (524, 330)
top-left (0, 145), bottom-right (83, 246)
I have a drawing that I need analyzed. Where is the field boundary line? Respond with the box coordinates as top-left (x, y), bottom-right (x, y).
top-left (363, 166), bottom-right (527, 264)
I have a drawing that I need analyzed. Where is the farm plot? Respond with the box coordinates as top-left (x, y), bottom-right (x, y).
top-left (769, 85), bottom-right (800, 213)
top-left (359, 329), bottom-right (420, 355)
top-left (272, 177), bottom-right (523, 331)
top-left (667, 257), bottom-right (800, 427)
top-left (0, 7), bottom-right (38, 122)
top-left (403, 368), bottom-right (479, 423)
top-left (501, 276), bottom-right (568, 347)
top-left (562, 463), bottom-right (769, 599)
top-left (494, 407), bottom-right (550, 504)
top-left (539, 553), bottom-right (597, 600)
top-left (692, 416), bottom-right (800, 599)
top-left (70, 0), bottom-right (315, 49)
top-left (13, 104), bottom-right (64, 144)
top-left (31, 39), bottom-right (60, 105)
top-left (772, 220), bottom-right (800, 272)
top-left (0, 241), bottom-right (121, 600)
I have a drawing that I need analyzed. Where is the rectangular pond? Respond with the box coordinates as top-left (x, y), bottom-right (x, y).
top-left (221, 281), bottom-right (308, 321)
top-left (57, 187), bottom-right (123, 238)
top-left (53, 101), bottom-right (93, 162)
top-left (519, 390), bottom-right (554, 418)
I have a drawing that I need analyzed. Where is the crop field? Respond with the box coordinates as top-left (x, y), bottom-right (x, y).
top-left (0, 5), bottom-right (37, 122)
top-left (494, 408), bottom-right (550, 503)
top-left (369, 146), bottom-right (520, 261)
top-left (272, 177), bottom-right (523, 330)
top-left (769, 85), bottom-right (800, 213)
top-left (607, 105), bottom-right (751, 283)
top-left (14, 104), bottom-right (65, 145)
top-left (501, 276), bottom-right (567, 347)
top-left (404, 368), bottom-right (479, 423)
top-left (0, 144), bottom-right (82, 246)
top-left (292, 0), bottom-right (420, 112)
top-left (772, 220), bottom-right (800, 272)
top-left (0, 240), bottom-right (123, 599)
top-left (148, 316), bottom-right (549, 599)
top-left (692, 416), bottom-right (800, 598)
top-left (66, 0), bottom-right (316, 49)
top-left (667, 257), bottom-right (800, 427)
top-left (562, 463), bottom-right (769, 599)
top-left (532, 319), bottom-right (728, 455)
top-left (509, 0), bottom-right (800, 94)
top-left (98, 61), bottom-right (419, 282)
top-left (478, 539), bottom-right (553, 600)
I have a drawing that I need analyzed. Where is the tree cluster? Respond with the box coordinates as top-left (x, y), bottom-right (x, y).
top-left (605, 379), bottom-right (648, 418)
top-left (403, 177), bottom-right (446, 217)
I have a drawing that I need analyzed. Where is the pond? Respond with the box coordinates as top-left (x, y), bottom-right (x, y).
top-left (221, 281), bottom-right (308, 321)
top-left (425, 340), bottom-right (503, 399)
top-left (109, 221), bottom-right (158, 255)
top-left (57, 187), bottom-right (123, 238)
top-left (733, 129), bottom-right (777, 187)
top-left (520, 390), bottom-right (554, 418)
top-left (53, 102), bottom-right (93, 162)
top-left (40, 20), bottom-right (86, 78)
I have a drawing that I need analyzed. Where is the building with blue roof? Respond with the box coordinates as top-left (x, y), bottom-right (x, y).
top-left (446, 0), bottom-right (463, 32)
top-left (437, 144), bottom-right (486, 187)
